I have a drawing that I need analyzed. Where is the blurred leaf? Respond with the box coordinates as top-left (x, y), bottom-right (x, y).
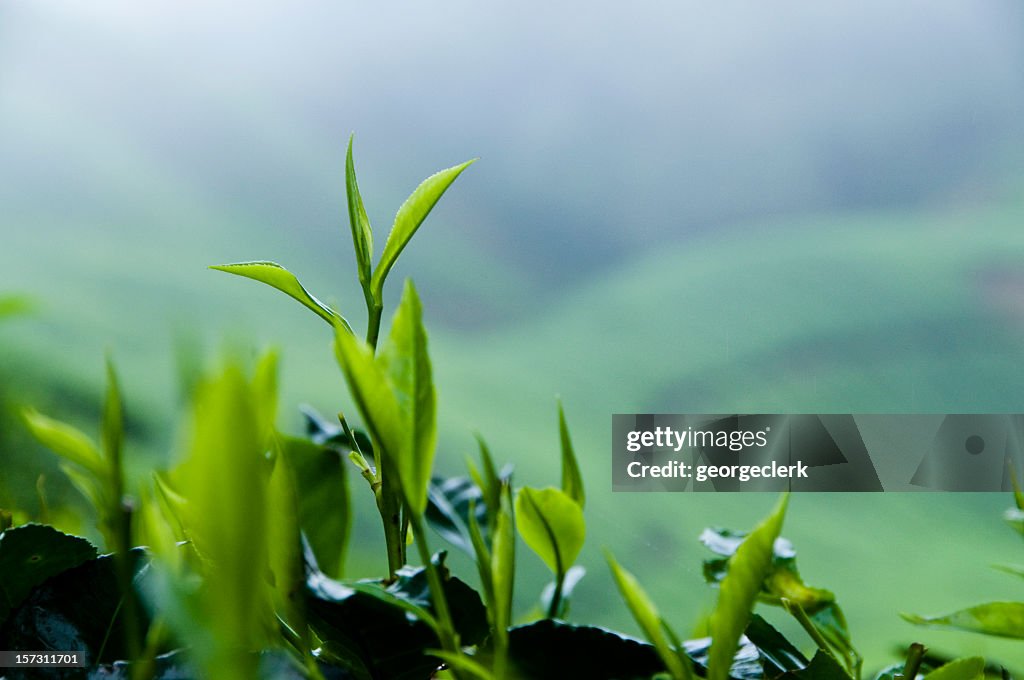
top-left (1005, 507), bottom-right (1024, 536)
top-left (0, 548), bottom-right (149, 665)
top-left (707, 494), bottom-right (789, 680)
top-left (540, 564), bottom-right (586, 619)
top-left (0, 294), bottom-right (33, 318)
top-left (992, 563), bottom-right (1024, 579)
top-left (490, 484), bottom-right (515, 675)
top-left (101, 358), bottom-right (124, 471)
top-left (279, 435), bottom-right (350, 579)
top-left (558, 401), bottom-right (585, 509)
top-left (370, 159), bottom-right (476, 298)
top-left (333, 325), bottom-right (405, 483)
top-left (377, 280), bottom-right (436, 515)
top-left (515, 487), bottom-right (585, 577)
top-left (0, 524), bottom-right (97, 623)
top-left (301, 404), bottom-right (374, 455)
top-left (473, 434), bottom-right (503, 522)
top-left (346, 134), bottom-right (374, 289)
top-left (607, 552), bottom-right (691, 680)
top-left (902, 602), bottom-right (1024, 639)
top-left (211, 261), bottom-right (347, 329)
top-left (23, 409), bottom-right (105, 477)
top-left (177, 365), bottom-right (275, 680)
top-left (506, 620), bottom-right (664, 680)
top-left (922, 657), bottom-right (985, 680)
top-left (267, 440), bottom-right (306, 640)
top-left (426, 476), bottom-right (487, 554)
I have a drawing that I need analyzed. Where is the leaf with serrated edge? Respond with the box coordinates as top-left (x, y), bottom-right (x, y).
top-left (558, 401), bottom-right (585, 509)
top-left (923, 657), bottom-right (985, 680)
top-left (902, 602), bottom-right (1024, 639)
top-left (377, 280), bottom-right (436, 515)
top-left (210, 261), bottom-right (346, 329)
top-left (515, 487), bottom-right (584, 577)
top-left (345, 135), bottom-right (374, 287)
top-left (370, 160), bottom-right (475, 298)
top-left (606, 551), bottom-right (691, 680)
top-left (23, 409), bottom-right (105, 477)
top-left (707, 494), bottom-right (790, 680)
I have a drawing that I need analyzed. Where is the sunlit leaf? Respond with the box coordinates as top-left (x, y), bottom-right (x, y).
top-left (515, 487), bottom-right (585, 577)
top-left (707, 494), bottom-right (789, 680)
top-left (902, 602), bottom-right (1024, 639)
top-left (558, 400), bottom-right (585, 509)
top-left (210, 261), bottom-right (347, 329)
top-left (333, 326), bottom-right (404, 481)
top-left (377, 280), bottom-right (436, 515)
top-left (22, 409), bottom-right (105, 477)
top-left (922, 657), bottom-right (985, 680)
top-left (370, 159), bottom-right (475, 298)
top-left (606, 551), bottom-right (691, 680)
top-left (346, 134), bottom-right (374, 288)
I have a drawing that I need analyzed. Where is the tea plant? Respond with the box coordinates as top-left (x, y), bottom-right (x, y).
top-left (1, 141), bottom-right (1016, 679)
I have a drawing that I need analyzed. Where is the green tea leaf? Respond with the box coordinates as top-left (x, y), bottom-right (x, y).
top-left (794, 650), bottom-right (849, 680)
top-left (540, 565), bottom-right (586, 620)
top-left (0, 524), bottom-right (97, 623)
top-left (491, 485), bottom-right (515, 669)
top-left (377, 280), bottom-right (436, 515)
top-left (279, 435), bottom-right (350, 578)
top-left (23, 409), bottom-right (105, 477)
top-left (370, 159), bottom-right (475, 298)
top-left (267, 440), bottom-right (305, 638)
top-left (923, 657), bottom-right (985, 680)
top-left (707, 494), bottom-right (789, 680)
top-left (515, 487), bottom-right (585, 577)
top-left (210, 261), bottom-right (347, 329)
top-left (902, 602), bottom-right (1024, 639)
top-left (507, 620), bottom-right (664, 680)
top-left (606, 551), bottom-right (691, 680)
top-left (333, 326), bottom-right (405, 480)
top-left (558, 400), bottom-right (585, 509)
top-left (426, 476), bottom-right (485, 554)
top-left (101, 358), bottom-right (124, 470)
top-left (743, 614), bottom-right (808, 673)
top-left (345, 134), bottom-right (374, 289)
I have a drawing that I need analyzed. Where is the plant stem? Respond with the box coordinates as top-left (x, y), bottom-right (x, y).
top-left (365, 297), bottom-right (383, 352)
top-left (408, 512), bottom-right (462, 676)
top-left (782, 599), bottom-right (840, 668)
top-left (546, 570), bottom-right (565, 619)
top-left (902, 643), bottom-right (926, 680)
top-left (377, 474), bottom-right (405, 580)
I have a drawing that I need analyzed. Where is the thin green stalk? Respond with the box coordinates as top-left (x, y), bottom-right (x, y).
top-left (782, 599), bottom-right (840, 668)
top-left (408, 512), bottom-right (462, 677)
top-left (546, 571), bottom-right (565, 620)
top-left (365, 297), bottom-right (383, 352)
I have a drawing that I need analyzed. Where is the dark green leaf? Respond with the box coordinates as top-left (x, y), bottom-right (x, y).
top-left (707, 494), bottom-right (789, 680)
top-left (211, 261), bottom-right (347, 329)
top-left (305, 552), bottom-right (487, 680)
top-left (507, 620), bottom-right (664, 680)
top-left (515, 487), bottom-right (585, 577)
top-left (0, 549), bottom-right (149, 666)
top-left (0, 524), bottom-right (97, 623)
top-left (902, 602), bottom-right (1024, 639)
top-left (794, 650), bottom-right (851, 680)
top-left (426, 476), bottom-right (487, 554)
top-left (279, 435), bottom-right (350, 578)
top-left (345, 134), bottom-right (374, 288)
top-left (743, 614), bottom-right (808, 674)
top-left (370, 159), bottom-right (475, 298)
top-left (680, 636), bottom-right (768, 680)
top-left (558, 400), bottom-right (585, 509)
top-left (377, 280), bottom-right (436, 515)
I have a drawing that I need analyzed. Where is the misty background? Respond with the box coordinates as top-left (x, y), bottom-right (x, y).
top-left (3, 0), bottom-right (1024, 667)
